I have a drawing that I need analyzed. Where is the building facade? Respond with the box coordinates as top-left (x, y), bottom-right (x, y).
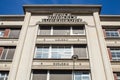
top-left (0, 5), bottom-right (120, 80)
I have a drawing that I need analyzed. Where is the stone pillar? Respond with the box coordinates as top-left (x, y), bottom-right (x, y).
top-left (15, 16), bottom-right (38, 80)
top-left (8, 12), bottom-right (31, 80)
top-left (93, 12), bottom-right (114, 80)
top-left (85, 24), bottom-right (106, 80)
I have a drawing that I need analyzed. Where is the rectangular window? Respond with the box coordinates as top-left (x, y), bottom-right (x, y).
top-left (74, 71), bottom-right (90, 80)
top-left (39, 26), bottom-right (51, 35)
top-left (72, 26), bottom-right (84, 35)
top-left (35, 46), bottom-right (49, 58)
top-left (31, 70), bottom-right (90, 80)
top-left (38, 26), bottom-right (85, 35)
top-left (117, 73), bottom-right (120, 80)
top-left (9, 29), bottom-right (21, 38)
top-left (0, 71), bottom-right (8, 80)
top-left (106, 30), bottom-right (119, 37)
top-left (110, 48), bottom-right (120, 61)
top-left (51, 45), bottom-right (72, 58)
top-left (0, 47), bottom-right (15, 60)
top-left (53, 26), bottom-right (70, 35)
top-left (34, 45), bottom-right (87, 59)
top-left (0, 31), bottom-right (4, 37)
top-left (114, 73), bottom-right (120, 80)
top-left (0, 28), bottom-right (21, 38)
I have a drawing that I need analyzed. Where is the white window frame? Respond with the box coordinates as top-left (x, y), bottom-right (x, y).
top-left (110, 48), bottom-right (120, 61)
top-left (106, 30), bottom-right (119, 37)
top-left (0, 72), bottom-right (8, 80)
top-left (74, 71), bottom-right (91, 80)
top-left (34, 45), bottom-right (73, 59)
top-left (72, 27), bottom-right (85, 35)
top-left (0, 48), bottom-right (10, 60)
top-left (34, 46), bottom-right (49, 59)
top-left (38, 26), bottom-right (85, 35)
top-left (0, 31), bottom-right (4, 37)
top-left (31, 70), bottom-right (90, 80)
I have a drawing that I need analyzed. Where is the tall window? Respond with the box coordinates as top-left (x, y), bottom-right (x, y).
top-left (0, 30), bottom-right (4, 37)
top-left (74, 71), bottom-right (90, 80)
top-left (32, 70), bottom-right (90, 80)
top-left (51, 45), bottom-right (71, 58)
top-left (0, 71), bottom-right (8, 80)
top-left (0, 47), bottom-right (15, 60)
top-left (34, 46), bottom-right (49, 58)
top-left (38, 26), bottom-right (85, 35)
top-left (34, 45), bottom-right (87, 59)
top-left (106, 30), bottom-right (119, 37)
top-left (114, 73), bottom-right (120, 80)
top-left (110, 48), bottom-right (120, 61)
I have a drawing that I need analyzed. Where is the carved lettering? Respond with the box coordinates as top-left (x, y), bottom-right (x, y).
top-left (53, 62), bottom-right (69, 66)
top-left (41, 13), bottom-right (82, 23)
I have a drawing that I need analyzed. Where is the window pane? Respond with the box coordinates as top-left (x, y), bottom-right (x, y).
top-left (73, 26), bottom-right (84, 35)
top-left (39, 26), bottom-right (51, 35)
top-left (9, 29), bottom-right (20, 38)
top-left (51, 45), bottom-right (71, 59)
top-left (53, 26), bottom-right (70, 35)
top-left (111, 48), bottom-right (120, 61)
top-left (35, 46), bottom-right (49, 58)
top-left (106, 30), bottom-right (119, 37)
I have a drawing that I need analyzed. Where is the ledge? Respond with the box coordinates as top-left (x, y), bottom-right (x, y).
top-left (23, 4), bottom-right (101, 14)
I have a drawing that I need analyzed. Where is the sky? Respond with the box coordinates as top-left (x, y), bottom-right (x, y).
top-left (0, 0), bottom-right (120, 15)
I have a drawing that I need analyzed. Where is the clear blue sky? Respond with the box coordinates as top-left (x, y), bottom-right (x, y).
top-left (0, 0), bottom-right (120, 15)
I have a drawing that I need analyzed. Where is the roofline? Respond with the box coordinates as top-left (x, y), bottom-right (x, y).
top-left (23, 4), bottom-right (102, 7)
top-left (100, 15), bottom-right (120, 17)
top-left (0, 15), bottom-right (24, 17)
top-left (100, 15), bottom-right (120, 21)
top-left (23, 4), bottom-right (102, 14)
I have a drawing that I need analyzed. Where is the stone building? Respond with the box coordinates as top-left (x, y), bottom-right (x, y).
top-left (0, 5), bottom-right (120, 80)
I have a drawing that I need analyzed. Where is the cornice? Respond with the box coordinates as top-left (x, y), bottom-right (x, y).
top-left (100, 15), bottom-right (120, 21)
top-left (0, 15), bottom-right (24, 21)
top-left (23, 4), bottom-right (101, 14)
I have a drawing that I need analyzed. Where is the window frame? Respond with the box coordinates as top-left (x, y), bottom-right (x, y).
top-left (0, 71), bottom-right (8, 80)
top-left (31, 70), bottom-right (91, 80)
top-left (106, 29), bottom-right (119, 38)
top-left (38, 26), bottom-right (85, 35)
top-left (110, 48), bottom-right (120, 61)
top-left (0, 30), bottom-right (4, 37)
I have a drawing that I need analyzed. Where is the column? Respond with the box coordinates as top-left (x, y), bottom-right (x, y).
top-left (93, 12), bottom-right (114, 80)
top-left (8, 12), bottom-right (31, 80)
top-left (15, 17), bottom-right (38, 80)
top-left (85, 24), bottom-right (106, 80)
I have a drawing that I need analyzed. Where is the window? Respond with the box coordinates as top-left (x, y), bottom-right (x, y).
top-left (34, 45), bottom-right (87, 59)
top-left (38, 26), bottom-right (85, 35)
top-left (106, 30), bottom-right (119, 37)
top-left (31, 70), bottom-right (90, 80)
top-left (110, 48), bottom-right (120, 61)
top-left (0, 71), bottom-right (8, 80)
top-left (0, 28), bottom-right (21, 38)
top-left (117, 73), bottom-right (120, 80)
top-left (51, 45), bottom-right (71, 58)
top-left (72, 26), bottom-right (85, 35)
top-left (0, 47), bottom-right (15, 60)
top-left (0, 31), bottom-right (4, 37)
top-left (53, 26), bottom-right (70, 35)
top-left (35, 46), bottom-right (49, 58)
top-left (114, 73), bottom-right (120, 80)
top-left (74, 71), bottom-right (90, 80)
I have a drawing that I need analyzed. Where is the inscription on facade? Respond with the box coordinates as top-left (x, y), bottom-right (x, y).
top-left (42, 13), bottom-right (82, 22)
top-left (53, 62), bottom-right (69, 66)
